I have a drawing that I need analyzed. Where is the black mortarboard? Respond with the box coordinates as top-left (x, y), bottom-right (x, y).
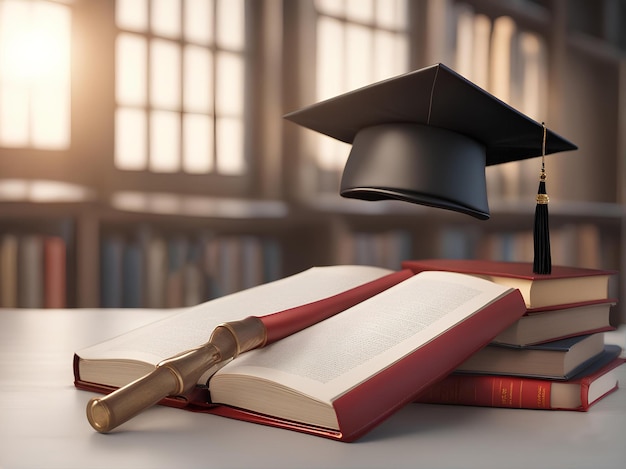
top-left (284, 63), bottom-right (577, 221)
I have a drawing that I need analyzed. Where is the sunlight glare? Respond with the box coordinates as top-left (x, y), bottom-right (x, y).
top-left (0, 0), bottom-right (69, 83)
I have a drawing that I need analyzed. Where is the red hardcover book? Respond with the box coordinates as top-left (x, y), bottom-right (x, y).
top-left (44, 236), bottom-right (67, 308)
top-left (401, 259), bottom-right (617, 309)
top-left (415, 346), bottom-right (625, 411)
top-left (74, 265), bottom-right (526, 441)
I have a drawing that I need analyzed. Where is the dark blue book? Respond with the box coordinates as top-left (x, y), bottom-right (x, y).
top-left (122, 241), bottom-right (143, 308)
top-left (100, 235), bottom-right (124, 308)
top-left (455, 333), bottom-right (607, 379)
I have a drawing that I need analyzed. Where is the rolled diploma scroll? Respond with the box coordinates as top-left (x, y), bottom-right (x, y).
top-left (86, 269), bottom-right (414, 432)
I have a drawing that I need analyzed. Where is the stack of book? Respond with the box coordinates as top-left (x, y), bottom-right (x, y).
top-left (402, 259), bottom-right (625, 411)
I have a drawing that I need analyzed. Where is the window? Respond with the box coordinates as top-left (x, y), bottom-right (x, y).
top-left (115, 0), bottom-right (246, 175)
top-left (314, 0), bottom-right (409, 173)
top-left (0, 0), bottom-right (71, 150)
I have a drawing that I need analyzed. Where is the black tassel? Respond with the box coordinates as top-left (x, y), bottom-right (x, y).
top-left (533, 124), bottom-right (551, 274)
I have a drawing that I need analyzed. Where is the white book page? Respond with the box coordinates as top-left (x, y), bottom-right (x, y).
top-left (77, 265), bottom-right (393, 366)
top-left (216, 271), bottom-right (513, 403)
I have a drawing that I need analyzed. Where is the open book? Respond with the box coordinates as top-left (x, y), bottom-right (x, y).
top-left (75, 265), bottom-right (526, 441)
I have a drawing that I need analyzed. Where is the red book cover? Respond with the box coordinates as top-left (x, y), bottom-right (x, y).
top-left (44, 236), bottom-right (67, 308)
top-left (402, 259), bottom-right (616, 281)
top-left (401, 259), bottom-right (617, 309)
top-left (415, 346), bottom-right (624, 411)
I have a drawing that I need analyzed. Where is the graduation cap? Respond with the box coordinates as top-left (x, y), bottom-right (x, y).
top-left (284, 63), bottom-right (578, 274)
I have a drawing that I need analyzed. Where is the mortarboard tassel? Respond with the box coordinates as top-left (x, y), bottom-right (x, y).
top-left (533, 123), bottom-right (551, 274)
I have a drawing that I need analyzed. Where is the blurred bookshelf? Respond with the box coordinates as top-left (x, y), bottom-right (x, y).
top-left (0, 0), bottom-right (624, 323)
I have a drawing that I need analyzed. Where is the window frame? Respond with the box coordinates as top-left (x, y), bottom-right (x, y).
top-left (110, 0), bottom-right (255, 198)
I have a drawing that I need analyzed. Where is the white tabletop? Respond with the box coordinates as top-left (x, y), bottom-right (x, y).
top-left (1, 308), bottom-right (625, 469)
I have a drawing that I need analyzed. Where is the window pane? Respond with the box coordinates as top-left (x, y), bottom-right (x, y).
top-left (0, 0), bottom-right (30, 81)
top-left (346, 0), bottom-right (374, 23)
top-left (375, 0), bottom-right (407, 29)
top-left (314, 0), bottom-right (409, 177)
top-left (183, 45), bottom-right (212, 113)
top-left (183, 113), bottom-right (213, 173)
top-left (150, 39), bottom-right (181, 110)
top-left (393, 33), bottom-right (409, 74)
top-left (31, 82), bottom-right (69, 149)
top-left (116, 0), bottom-right (148, 31)
top-left (150, 110), bottom-right (180, 172)
top-left (317, 135), bottom-right (350, 171)
top-left (216, 0), bottom-right (244, 49)
top-left (346, 23), bottom-right (372, 90)
top-left (115, 108), bottom-right (147, 170)
top-left (184, 0), bottom-right (212, 44)
top-left (151, 0), bottom-right (181, 38)
top-left (114, 0), bottom-right (247, 177)
top-left (315, 0), bottom-right (345, 16)
top-left (316, 17), bottom-right (344, 101)
top-left (0, 0), bottom-right (70, 149)
top-left (0, 84), bottom-right (29, 146)
top-left (32, 1), bottom-right (70, 82)
top-left (373, 30), bottom-right (407, 82)
top-left (215, 52), bottom-right (243, 115)
top-left (116, 34), bottom-right (147, 105)
top-left (216, 117), bottom-right (244, 174)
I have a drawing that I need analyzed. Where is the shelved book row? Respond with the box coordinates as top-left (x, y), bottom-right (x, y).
top-left (439, 223), bottom-right (615, 270)
top-left (99, 231), bottom-right (283, 309)
top-left (402, 259), bottom-right (625, 411)
top-left (0, 232), bottom-right (68, 308)
top-left (338, 223), bottom-right (613, 275)
top-left (335, 229), bottom-right (413, 270)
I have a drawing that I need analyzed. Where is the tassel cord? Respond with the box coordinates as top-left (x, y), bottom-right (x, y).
top-left (533, 124), bottom-right (552, 274)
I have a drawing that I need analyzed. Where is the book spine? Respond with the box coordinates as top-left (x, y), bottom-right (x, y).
top-left (18, 234), bottom-right (44, 308)
top-left (0, 234), bottom-right (18, 308)
top-left (416, 374), bottom-right (552, 409)
top-left (122, 241), bottom-right (143, 308)
top-left (100, 235), bottom-right (124, 308)
top-left (44, 236), bottom-right (67, 308)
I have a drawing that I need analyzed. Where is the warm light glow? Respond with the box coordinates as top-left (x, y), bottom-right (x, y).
top-left (150, 39), bottom-right (181, 110)
top-left (183, 113), bottom-right (213, 173)
top-left (346, 24), bottom-right (373, 90)
top-left (346, 0), bottom-right (374, 23)
top-left (0, 0), bottom-right (71, 149)
top-left (116, 0), bottom-right (148, 32)
top-left (115, 108), bottom-right (147, 170)
top-left (0, 179), bottom-right (94, 202)
top-left (184, 0), bottom-right (212, 44)
top-left (215, 51), bottom-right (243, 115)
top-left (216, 117), bottom-right (244, 175)
top-left (316, 17), bottom-right (344, 102)
top-left (111, 191), bottom-right (288, 218)
top-left (183, 45), bottom-right (212, 113)
top-left (152, 0), bottom-right (181, 38)
top-left (116, 34), bottom-right (147, 106)
top-left (150, 110), bottom-right (180, 172)
top-left (216, 0), bottom-right (244, 49)
top-left (0, 2), bottom-right (69, 82)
